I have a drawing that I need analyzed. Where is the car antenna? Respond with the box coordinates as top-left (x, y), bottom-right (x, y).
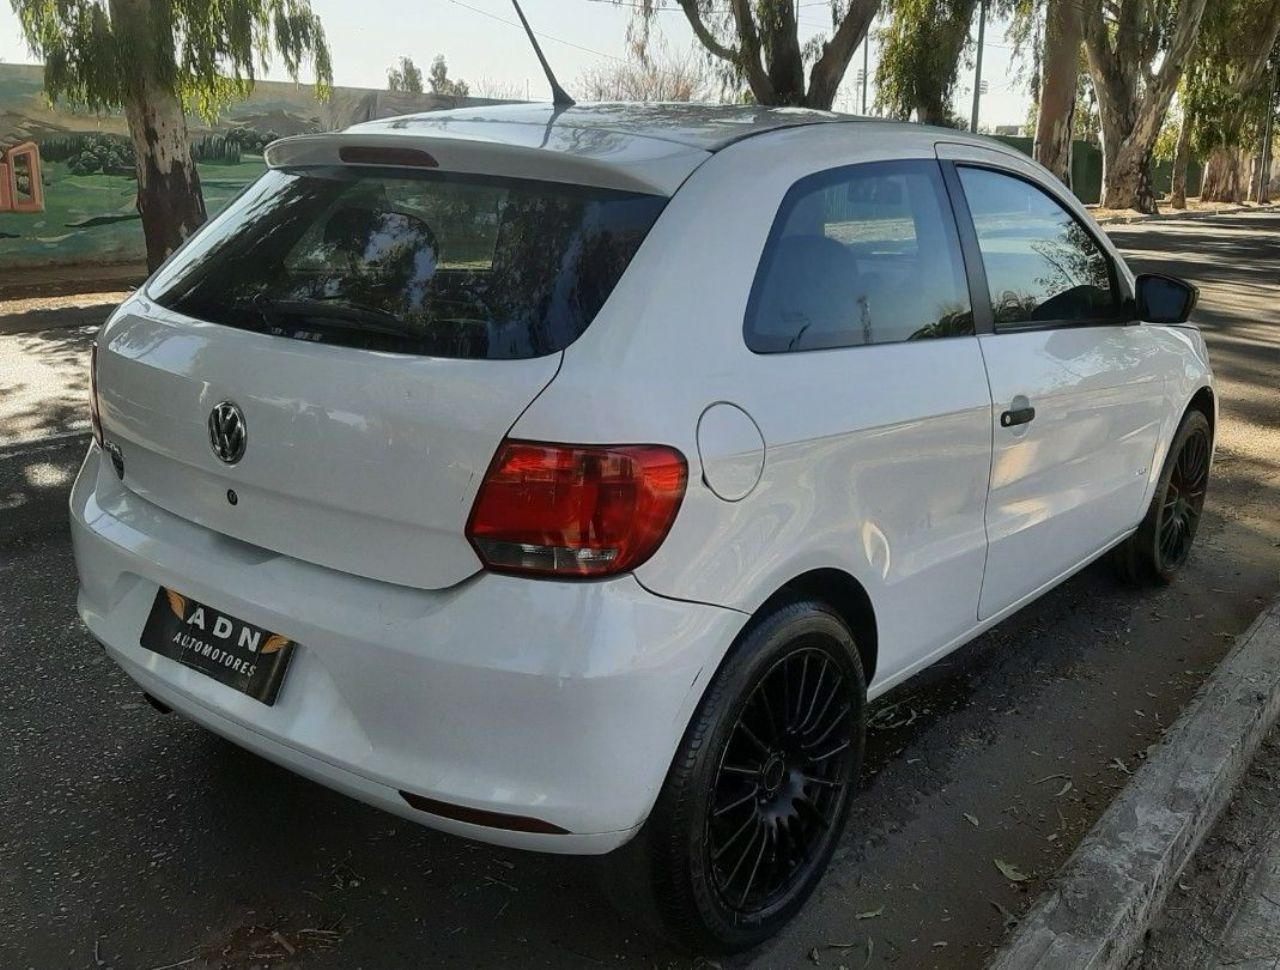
top-left (509, 0), bottom-right (575, 107)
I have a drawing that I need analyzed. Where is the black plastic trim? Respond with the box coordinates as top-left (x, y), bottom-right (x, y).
top-left (939, 160), bottom-right (995, 336)
top-left (399, 790), bottom-right (570, 834)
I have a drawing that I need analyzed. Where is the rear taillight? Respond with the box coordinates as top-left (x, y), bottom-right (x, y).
top-left (89, 343), bottom-right (103, 446)
top-left (466, 440), bottom-right (688, 577)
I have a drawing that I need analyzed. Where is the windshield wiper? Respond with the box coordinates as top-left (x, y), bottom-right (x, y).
top-left (251, 296), bottom-right (415, 339)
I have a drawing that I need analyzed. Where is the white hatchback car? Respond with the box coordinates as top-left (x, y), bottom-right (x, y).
top-left (72, 103), bottom-right (1214, 951)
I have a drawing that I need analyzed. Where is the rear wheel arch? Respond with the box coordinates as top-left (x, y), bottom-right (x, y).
top-left (606, 582), bottom-right (870, 950)
top-left (759, 568), bottom-right (879, 685)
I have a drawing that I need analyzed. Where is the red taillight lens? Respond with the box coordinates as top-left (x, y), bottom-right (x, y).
top-left (466, 440), bottom-right (688, 577)
top-left (89, 343), bottom-right (103, 446)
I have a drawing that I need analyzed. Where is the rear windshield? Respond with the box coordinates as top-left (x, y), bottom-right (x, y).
top-left (148, 168), bottom-right (665, 359)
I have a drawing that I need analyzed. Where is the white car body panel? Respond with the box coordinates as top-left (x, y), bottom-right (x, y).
top-left (517, 124), bottom-right (999, 691)
top-left (96, 295), bottom-right (559, 590)
top-left (71, 445), bottom-right (745, 851)
top-left (976, 325), bottom-right (1169, 618)
top-left (70, 104), bottom-right (1215, 851)
top-left (932, 141), bottom-right (1212, 617)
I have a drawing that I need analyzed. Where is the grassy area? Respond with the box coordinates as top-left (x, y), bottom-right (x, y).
top-left (0, 158), bottom-right (266, 270)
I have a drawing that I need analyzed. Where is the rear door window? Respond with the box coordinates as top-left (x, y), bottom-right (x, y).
top-left (745, 159), bottom-right (973, 353)
top-left (148, 168), bottom-right (666, 359)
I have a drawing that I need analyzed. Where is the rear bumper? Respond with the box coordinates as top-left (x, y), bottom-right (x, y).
top-left (70, 444), bottom-right (744, 853)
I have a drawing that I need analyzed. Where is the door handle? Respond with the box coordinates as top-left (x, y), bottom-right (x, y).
top-left (1000, 406), bottom-right (1036, 428)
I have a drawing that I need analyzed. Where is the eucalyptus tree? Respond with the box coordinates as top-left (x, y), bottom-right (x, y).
top-left (620, 0), bottom-right (881, 108)
top-left (388, 56), bottom-right (425, 94)
top-left (12, 0), bottom-right (332, 270)
top-left (1033, 0), bottom-right (1084, 182)
top-left (1080, 0), bottom-right (1208, 212)
top-left (1165, 96), bottom-right (1193, 207)
top-left (874, 0), bottom-right (1047, 129)
top-left (874, 0), bottom-right (979, 124)
top-left (1179, 0), bottom-right (1280, 203)
top-left (429, 55), bottom-right (470, 97)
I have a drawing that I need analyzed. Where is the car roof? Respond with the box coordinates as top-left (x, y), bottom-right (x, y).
top-left (272, 102), bottom-right (1006, 197)
top-left (345, 101), bottom-right (860, 152)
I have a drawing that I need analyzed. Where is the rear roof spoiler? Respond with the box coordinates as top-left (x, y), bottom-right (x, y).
top-left (264, 129), bottom-right (707, 197)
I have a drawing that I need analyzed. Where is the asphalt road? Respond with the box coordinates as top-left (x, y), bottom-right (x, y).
top-left (3, 212), bottom-right (1280, 970)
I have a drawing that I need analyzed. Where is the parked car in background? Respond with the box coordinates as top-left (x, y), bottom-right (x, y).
top-left (71, 103), bottom-right (1213, 952)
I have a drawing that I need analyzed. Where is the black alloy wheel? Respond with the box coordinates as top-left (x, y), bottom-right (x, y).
top-left (600, 599), bottom-right (867, 953)
top-left (1156, 421), bottom-right (1210, 571)
top-left (707, 646), bottom-right (856, 916)
top-left (1114, 408), bottom-right (1213, 586)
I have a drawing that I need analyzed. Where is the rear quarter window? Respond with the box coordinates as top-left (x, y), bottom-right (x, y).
top-left (744, 159), bottom-right (973, 353)
top-left (148, 168), bottom-right (666, 360)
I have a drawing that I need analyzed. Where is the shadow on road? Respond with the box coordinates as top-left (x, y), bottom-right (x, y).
top-left (1, 325), bottom-right (95, 446)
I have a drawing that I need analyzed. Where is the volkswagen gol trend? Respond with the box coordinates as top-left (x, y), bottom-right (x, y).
top-left (71, 103), bottom-right (1214, 952)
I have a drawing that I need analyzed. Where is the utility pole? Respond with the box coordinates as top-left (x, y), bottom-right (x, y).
top-left (970, 0), bottom-right (987, 133)
top-left (861, 37), bottom-right (869, 114)
top-left (1258, 61), bottom-right (1278, 204)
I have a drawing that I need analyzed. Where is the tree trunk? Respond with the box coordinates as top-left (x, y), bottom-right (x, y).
top-left (122, 86), bottom-right (206, 272)
top-left (915, 93), bottom-right (953, 126)
top-left (1099, 128), bottom-right (1157, 210)
top-left (763, 0), bottom-right (807, 106)
top-left (804, 0), bottom-right (880, 110)
top-left (1083, 0), bottom-right (1208, 214)
top-left (1200, 145), bottom-right (1248, 202)
top-left (109, 0), bottom-right (206, 272)
top-left (917, 0), bottom-right (977, 126)
top-left (1034, 0), bottom-right (1083, 185)
top-left (1169, 114), bottom-right (1192, 208)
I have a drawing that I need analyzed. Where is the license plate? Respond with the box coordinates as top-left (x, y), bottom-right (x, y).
top-left (139, 588), bottom-right (296, 705)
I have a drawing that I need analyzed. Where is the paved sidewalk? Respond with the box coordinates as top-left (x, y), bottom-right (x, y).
top-left (1090, 200), bottom-right (1275, 225)
top-left (989, 596), bottom-right (1280, 970)
top-left (0, 324), bottom-right (96, 447)
top-left (1132, 727), bottom-right (1280, 970)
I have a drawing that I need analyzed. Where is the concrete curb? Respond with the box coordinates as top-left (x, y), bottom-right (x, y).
top-left (1093, 203), bottom-right (1275, 226)
top-left (987, 595), bottom-right (1280, 970)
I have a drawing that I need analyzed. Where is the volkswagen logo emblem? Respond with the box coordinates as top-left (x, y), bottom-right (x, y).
top-left (208, 401), bottom-right (247, 465)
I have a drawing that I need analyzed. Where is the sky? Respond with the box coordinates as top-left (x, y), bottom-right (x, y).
top-left (0, 0), bottom-right (1032, 129)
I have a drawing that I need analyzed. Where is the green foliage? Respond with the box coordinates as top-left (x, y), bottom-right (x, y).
top-left (224, 125), bottom-right (276, 154)
top-left (387, 55), bottom-right (424, 94)
top-left (1154, 108), bottom-right (1182, 160)
top-left (39, 133), bottom-right (136, 174)
top-left (1181, 0), bottom-right (1280, 156)
top-left (874, 0), bottom-right (978, 122)
top-left (39, 132), bottom-right (130, 164)
top-left (11, 0), bottom-right (333, 121)
top-left (70, 150), bottom-right (101, 175)
top-left (429, 55), bottom-right (469, 97)
top-left (191, 134), bottom-right (241, 163)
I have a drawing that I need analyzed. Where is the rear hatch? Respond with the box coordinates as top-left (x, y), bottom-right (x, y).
top-left (95, 140), bottom-right (673, 589)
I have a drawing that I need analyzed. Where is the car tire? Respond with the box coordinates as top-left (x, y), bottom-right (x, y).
top-left (1113, 408), bottom-right (1212, 586)
top-left (600, 598), bottom-right (867, 953)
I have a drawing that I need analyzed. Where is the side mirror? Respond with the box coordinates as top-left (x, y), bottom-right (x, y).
top-left (1135, 273), bottom-right (1198, 324)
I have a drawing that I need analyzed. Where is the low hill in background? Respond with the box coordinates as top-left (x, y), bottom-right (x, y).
top-left (0, 63), bottom-right (516, 273)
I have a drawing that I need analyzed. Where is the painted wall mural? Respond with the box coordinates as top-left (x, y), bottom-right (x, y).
top-left (0, 63), bottom-right (506, 272)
